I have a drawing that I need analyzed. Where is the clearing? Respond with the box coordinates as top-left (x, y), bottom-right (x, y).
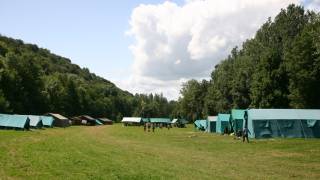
top-left (0, 124), bottom-right (319, 179)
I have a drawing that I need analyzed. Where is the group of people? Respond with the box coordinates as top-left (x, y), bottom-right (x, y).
top-left (224, 115), bottom-right (251, 143)
top-left (227, 128), bottom-right (250, 143)
top-left (143, 122), bottom-right (172, 132)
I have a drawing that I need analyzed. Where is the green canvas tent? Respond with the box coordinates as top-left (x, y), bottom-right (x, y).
top-left (216, 114), bottom-right (231, 134)
top-left (0, 114), bottom-right (30, 130)
top-left (231, 109), bottom-right (245, 133)
top-left (40, 116), bottom-right (54, 127)
top-left (142, 118), bottom-right (150, 123)
top-left (246, 109), bottom-right (320, 138)
top-left (207, 116), bottom-right (217, 133)
top-left (194, 120), bottom-right (207, 131)
top-left (28, 115), bottom-right (43, 128)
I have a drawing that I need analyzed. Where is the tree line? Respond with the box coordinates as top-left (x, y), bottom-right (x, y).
top-left (173, 5), bottom-right (320, 122)
top-left (0, 35), bottom-right (175, 121)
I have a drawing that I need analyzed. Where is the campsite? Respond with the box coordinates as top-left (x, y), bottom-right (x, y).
top-left (1, 1), bottom-right (320, 179)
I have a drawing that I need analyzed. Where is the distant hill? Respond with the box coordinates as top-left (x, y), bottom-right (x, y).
top-left (0, 35), bottom-right (175, 120)
top-left (0, 35), bottom-right (139, 119)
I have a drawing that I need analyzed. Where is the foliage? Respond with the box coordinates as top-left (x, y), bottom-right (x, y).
top-left (0, 36), bottom-right (174, 120)
top-left (174, 5), bottom-right (320, 121)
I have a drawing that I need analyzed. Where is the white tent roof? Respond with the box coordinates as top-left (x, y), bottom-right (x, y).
top-left (171, 119), bottom-right (178, 123)
top-left (207, 116), bottom-right (217, 121)
top-left (48, 113), bottom-right (68, 120)
top-left (121, 117), bottom-right (142, 123)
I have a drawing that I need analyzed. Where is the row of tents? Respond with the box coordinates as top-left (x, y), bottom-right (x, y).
top-left (121, 117), bottom-right (188, 128)
top-left (0, 113), bottom-right (113, 130)
top-left (194, 109), bottom-right (320, 139)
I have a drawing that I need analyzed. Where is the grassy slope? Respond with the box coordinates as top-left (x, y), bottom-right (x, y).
top-left (0, 125), bottom-right (319, 180)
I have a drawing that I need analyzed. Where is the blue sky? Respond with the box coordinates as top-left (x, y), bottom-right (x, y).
top-left (0, 0), bottom-right (183, 81)
top-left (1, 0), bottom-right (318, 100)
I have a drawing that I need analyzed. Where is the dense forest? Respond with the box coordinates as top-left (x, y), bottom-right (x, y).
top-left (0, 36), bottom-right (175, 120)
top-left (1, 5), bottom-right (319, 122)
top-left (174, 5), bottom-right (320, 121)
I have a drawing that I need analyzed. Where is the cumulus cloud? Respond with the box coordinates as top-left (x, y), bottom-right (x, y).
top-left (122, 0), bottom-right (300, 100)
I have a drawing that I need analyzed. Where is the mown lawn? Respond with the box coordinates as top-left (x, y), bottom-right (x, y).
top-left (0, 124), bottom-right (319, 179)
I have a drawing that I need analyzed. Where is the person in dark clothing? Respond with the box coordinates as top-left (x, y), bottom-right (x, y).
top-left (152, 123), bottom-right (155, 132)
top-left (144, 123), bottom-right (146, 132)
top-left (147, 123), bottom-right (151, 132)
top-left (242, 127), bottom-right (250, 143)
top-left (242, 110), bottom-right (250, 143)
top-left (237, 130), bottom-right (242, 137)
top-left (223, 127), bottom-right (229, 135)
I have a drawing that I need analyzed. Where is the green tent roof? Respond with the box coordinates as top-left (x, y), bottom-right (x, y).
top-left (231, 109), bottom-right (245, 132)
top-left (95, 119), bottom-right (103, 125)
top-left (142, 118), bottom-right (150, 123)
top-left (194, 120), bottom-right (207, 129)
top-left (248, 109), bottom-right (320, 120)
top-left (231, 109), bottom-right (245, 120)
top-left (217, 114), bottom-right (230, 122)
top-left (149, 118), bottom-right (171, 123)
top-left (40, 116), bottom-right (54, 127)
top-left (0, 114), bottom-right (30, 129)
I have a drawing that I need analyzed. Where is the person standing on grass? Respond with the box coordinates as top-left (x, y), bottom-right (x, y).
top-left (147, 122), bottom-right (151, 132)
top-left (242, 111), bottom-right (250, 143)
top-left (144, 123), bottom-right (146, 132)
top-left (152, 123), bottom-right (155, 132)
top-left (242, 127), bottom-right (250, 143)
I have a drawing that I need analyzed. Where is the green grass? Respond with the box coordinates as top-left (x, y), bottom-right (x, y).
top-left (0, 124), bottom-right (319, 179)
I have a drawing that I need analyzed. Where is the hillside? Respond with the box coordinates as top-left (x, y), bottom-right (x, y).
top-left (0, 35), bottom-right (174, 120)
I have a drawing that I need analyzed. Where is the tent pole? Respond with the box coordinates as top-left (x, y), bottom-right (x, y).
top-left (275, 120), bottom-right (284, 138)
top-left (299, 120), bottom-right (307, 139)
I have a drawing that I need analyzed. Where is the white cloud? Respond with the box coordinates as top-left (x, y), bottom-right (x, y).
top-left (116, 75), bottom-right (187, 100)
top-left (123, 0), bottom-right (300, 100)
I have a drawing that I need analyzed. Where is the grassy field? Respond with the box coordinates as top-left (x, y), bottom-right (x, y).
top-left (0, 124), bottom-right (319, 179)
